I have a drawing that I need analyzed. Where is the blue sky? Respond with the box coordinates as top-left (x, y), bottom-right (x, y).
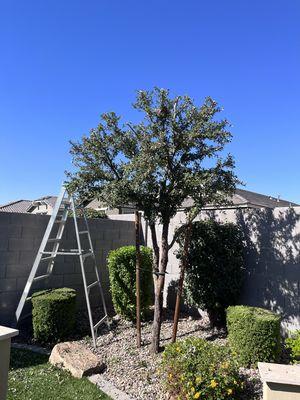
top-left (1, 1), bottom-right (300, 204)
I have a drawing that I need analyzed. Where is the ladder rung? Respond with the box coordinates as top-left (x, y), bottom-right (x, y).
top-left (40, 255), bottom-right (56, 261)
top-left (79, 231), bottom-right (89, 235)
top-left (93, 315), bottom-right (108, 331)
top-left (47, 238), bottom-right (61, 243)
top-left (42, 251), bottom-right (81, 256)
top-left (87, 281), bottom-right (99, 291)
top-left (82, 252), bottom-right (93, 259)
top-left (33, 274), bottom-right (50, 282)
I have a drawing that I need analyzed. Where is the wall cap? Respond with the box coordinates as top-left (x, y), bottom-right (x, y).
top-left (0, 325), bottom-right (19, 341)
top-left (258, 362), bottom-right (300, 386)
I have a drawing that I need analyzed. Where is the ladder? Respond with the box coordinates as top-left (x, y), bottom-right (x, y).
top-left (15, 185), bottom-right (109, 348)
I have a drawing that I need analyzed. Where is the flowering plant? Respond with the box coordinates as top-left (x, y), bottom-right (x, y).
top-left (161, 338), bottom-right (244, 399)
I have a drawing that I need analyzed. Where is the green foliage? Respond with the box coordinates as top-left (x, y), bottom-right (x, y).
top-left (161, 337), bottom-right (244, 400)
top-left (286, 330), bottom-right (300, 363)
top-left (227, 305), bottom-right (281, 367)
top-left (107, 245), bottom-right (153, 321)
top-left (69, 208), bottom-right (107, 219)
top-left (182, 220), bottom-right (245, 325)
top-left (31, 288), bottom-right (76, 343)
top-left (8, 348), bottom-right (111, 400)
top-left (67, 88), bottom-right (239, 224)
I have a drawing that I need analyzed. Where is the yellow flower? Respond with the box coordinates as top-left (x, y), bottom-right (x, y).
top-left (190, 387), bottom-right (195, 393)
top-left (227, 388), bottom-right (233, 395)
top-left (176, 346), bottom-right (181, 352)
top-left (168, 373), bottom-right (173, 379)
top-left (210, 380), bottom-right (218, 389)
top-left (221, 362), bottom-right (229, 369)
top-left (195, 376), bottom-right (202, 384)
top-left (194, 393), bottom-right (200, 399)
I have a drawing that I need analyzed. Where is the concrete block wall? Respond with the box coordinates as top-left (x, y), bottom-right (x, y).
top-left (109, 207), bottom-right (300, 333)
top-left (0, 212), bottom-right (135, 325)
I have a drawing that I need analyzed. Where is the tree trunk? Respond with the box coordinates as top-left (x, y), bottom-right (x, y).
top-left (151, 221), bottom-right (169, 353)
top-left (172, 222), bottom-right (192, 343)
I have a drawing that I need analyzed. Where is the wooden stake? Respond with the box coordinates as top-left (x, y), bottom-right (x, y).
top-left (172, 222), bottom-right (192, 343)
top-left (135, 210), bottom-right (142, 348)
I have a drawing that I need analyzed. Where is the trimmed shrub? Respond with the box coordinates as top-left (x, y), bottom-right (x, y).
top-left (32, 288), bottom-right (76, 343)
top-left (107, 245), bottom-right (153, 321)
top-left (180, 220), bottom-right (245, 326)
top-left (161, 337), bottom-right (244, 400)
top-left (227, 305), bottom-right (281, 367)
top-left (286, 330), bottom-right (300, 363)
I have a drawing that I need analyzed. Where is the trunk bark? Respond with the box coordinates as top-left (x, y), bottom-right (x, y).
top-left (172, 222), bottom-right (192, 343)
top-left (151, 221), bottom-right (169, 353)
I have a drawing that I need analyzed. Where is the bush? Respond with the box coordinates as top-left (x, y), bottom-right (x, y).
top-left (286, 330), bottom-right (300, 363)
top-left (107, 245), bottom-right (153, 321)
top-left (161, 337), bottom-right (244, 400)
top-left (32, 288), bottom-right (76, 343)
top-left (227, 305), bottom-right (281, 367)
top-left (181, 220), bottom-right (245, 326)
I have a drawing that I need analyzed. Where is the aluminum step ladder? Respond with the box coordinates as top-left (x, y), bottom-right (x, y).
top-left (15, 185), bottom-right (109, 347)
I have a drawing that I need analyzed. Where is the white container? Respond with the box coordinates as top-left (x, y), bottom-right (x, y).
top-left (0, 326), bottom-right (18, 400)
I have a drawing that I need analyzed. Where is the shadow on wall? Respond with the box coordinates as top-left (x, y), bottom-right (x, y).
top-left (236, 207), bottom-right (300, 332)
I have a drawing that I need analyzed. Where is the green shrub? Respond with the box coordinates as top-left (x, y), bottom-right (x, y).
top-left (286, 330), bottom-right (300, 363)
top-left (32, 288), bottom-right (76, 343)
top-left (107, 245), bottom-right (153, 321)
top-left (180, 220), bottom-right (245, 326)
top-left (161, 337), bottom-right (244, 400)
top-left (227, 305), bottom-right (281, 367)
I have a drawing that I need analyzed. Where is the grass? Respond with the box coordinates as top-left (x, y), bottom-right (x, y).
top-left (8, 348), bottom-right (111, 400)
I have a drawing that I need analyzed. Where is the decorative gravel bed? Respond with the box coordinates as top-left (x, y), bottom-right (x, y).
top-left (82, 315), bottom-right (262, 400)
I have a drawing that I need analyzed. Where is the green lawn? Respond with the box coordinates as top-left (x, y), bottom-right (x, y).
top-left (8, 348), bottom-right (111, 400)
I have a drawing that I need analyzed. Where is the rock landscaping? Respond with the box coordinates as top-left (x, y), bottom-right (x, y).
top-left (49, 341), bottom-right (105, 378)
top-left (79, 314), bottom-right (262, 400)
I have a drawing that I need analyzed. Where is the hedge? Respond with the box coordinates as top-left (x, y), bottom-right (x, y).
top-left (180, 220), bottom-right (244, 326)
top-left (227, 305), bottom-right (281, 367)
top-left (285, 330), bottom-right (300, 363)
top-left (32, 288), bottom-right (76, 343)
top-left (107, 245), bottom-right (153, 321)
top-left (161, 337), bottom-right (244, 400)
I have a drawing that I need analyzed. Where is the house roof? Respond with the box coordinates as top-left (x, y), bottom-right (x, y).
top-left (0, 200), bottom-right (32, 213)
top-left (182, 188), bottom-right (298, 209)
top-left (27, 196), bottom-right (57, 211)
top-left (0, 196), bottom-right (58, 214)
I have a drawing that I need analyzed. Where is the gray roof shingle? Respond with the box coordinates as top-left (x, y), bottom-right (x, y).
top-left (0, 200), bottom-right (32, 213)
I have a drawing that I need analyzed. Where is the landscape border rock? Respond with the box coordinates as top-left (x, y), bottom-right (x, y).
top-left (49, 341), bottom-right (105, 378)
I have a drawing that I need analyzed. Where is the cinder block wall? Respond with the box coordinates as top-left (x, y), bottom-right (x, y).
top-left (0, 212), bottom-right (135, 325)
top-left (109, 207), bottom-right (300, 333)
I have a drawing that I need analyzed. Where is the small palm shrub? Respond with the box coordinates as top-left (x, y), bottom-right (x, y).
top-left (180, 220), bottom-right (245, 326)
top-left (107, 245), bottom-right (153, 321)
top-left (161, 338), bottom-right (244, 400)
top-left (227, 305), bottom-right (281, 367)
top-left (32, 288), bottom-right (76, 343)
top-left (286, 330), bottom-right (300, 363)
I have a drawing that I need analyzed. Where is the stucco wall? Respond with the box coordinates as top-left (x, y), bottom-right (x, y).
top-left (109, 206), bottom-right (300, 332)
top-left (0, 212), bottom-right (135, 325)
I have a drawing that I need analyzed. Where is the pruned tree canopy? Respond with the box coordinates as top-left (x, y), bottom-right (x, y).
top-left (67, 88), bottom-right (238, 224)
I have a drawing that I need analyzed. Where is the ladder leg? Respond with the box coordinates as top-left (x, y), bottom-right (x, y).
top-left (15, 186), bottom-right (68, 322)
top-left (83, 213), bottom-right (110, 328)
top-left (71, 198), bottom-right (97, 348)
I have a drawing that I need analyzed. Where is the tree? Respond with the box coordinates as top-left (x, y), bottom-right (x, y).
top-left (66, 88), bottom-right (239, 353)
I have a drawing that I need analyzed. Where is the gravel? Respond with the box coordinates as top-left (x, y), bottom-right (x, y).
top-left (81, 315), bottom-right (262, 400)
